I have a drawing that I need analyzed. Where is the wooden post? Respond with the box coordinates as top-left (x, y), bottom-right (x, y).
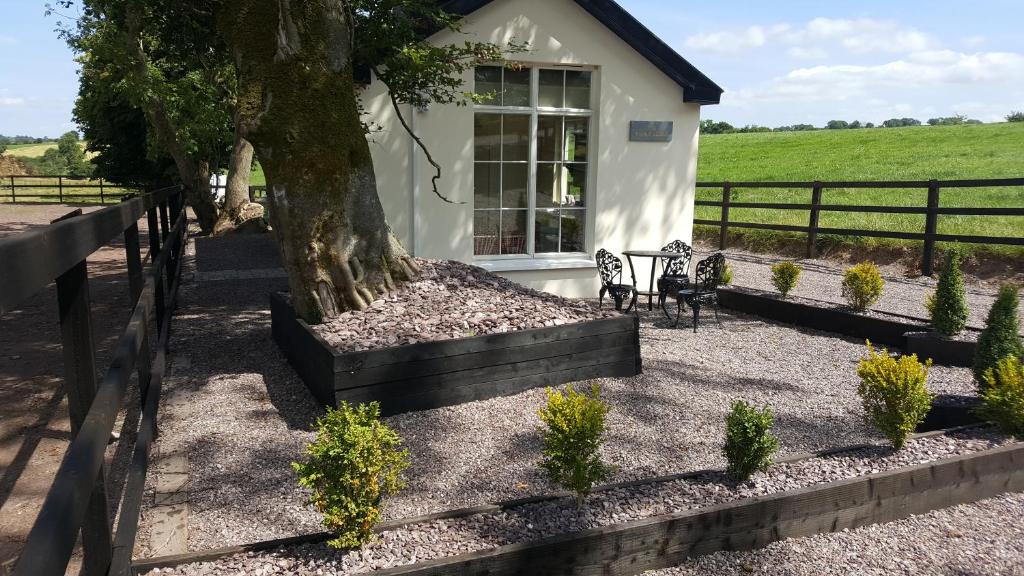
top-left (147, 207), bottom-right (166, 330)
top-left (58, 176), bottom-right (63, 203)
top-left (807, 182), bottom-right (823, 258)
top-left (158, 201), bottom-right (170, 241)
top-left (51, 210), bottom-right (113, 576)
top-left (719, 183), bottom-right (731, 250)
top-left (922, 180), bottom-right (940, 276)
top-left (9, 176), bottom-right (15, 203)
top-left (124, 219), bottom-right (152, 402)
top-left (99, 179), bottom-right (105, 204)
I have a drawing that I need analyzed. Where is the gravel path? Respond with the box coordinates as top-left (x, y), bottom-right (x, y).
top-left (697, 244), bottom-right (1023, 330)
top-left (311, 259), bottom-right (615, 353)
top-left (139, 429), bottom-right (1015, 575)
top-left (135, 236), bottom-right (985, 560)
top-left (652, 490), bottom-right (1024, 575)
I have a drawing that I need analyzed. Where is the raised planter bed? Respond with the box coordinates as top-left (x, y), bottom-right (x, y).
top-left (270, 292), bottom-right (642, 415)
top-left (717, 285), bottom-right (978, 366)
top-left (135, 428), bottom-right (1022, 575)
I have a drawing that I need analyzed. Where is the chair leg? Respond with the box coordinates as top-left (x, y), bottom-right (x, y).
top-left (612, 293), bottom-right (624, 311)
top-left (692, 301), bottom-right (701, 333)
top-left (626, 290), bottom-right (638, 314)
top-left (713, 298), bottom-right (721, 326)
top-left (599, 286), bottom-right (607, 309)
top-left (673, 299), bottom-right (682, 328)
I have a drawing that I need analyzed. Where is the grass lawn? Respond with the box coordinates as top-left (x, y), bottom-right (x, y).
top-left (695, 122), bottom-right (1024, 257)
top-left (5, 141), bottom-right (60, 158)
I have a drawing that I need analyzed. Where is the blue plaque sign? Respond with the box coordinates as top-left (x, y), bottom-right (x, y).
top-left (629, 121), bottom-right (673, 142)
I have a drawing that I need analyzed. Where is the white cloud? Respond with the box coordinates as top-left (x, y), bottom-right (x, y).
top-left (787, 46), bottom-right (828, 60)
top-left (0, 97), bottom-right (26, 106)
top-left (685, 17), bottom-right (935, 56)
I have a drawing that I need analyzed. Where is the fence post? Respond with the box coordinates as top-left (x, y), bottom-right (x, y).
top-left (922, 180), bottom-right (940, 276)
top-left (9, 176), bottom-right (14, 203)
top-left (147, 206), bottom-right (166, 331)
top-left (123, 214), bottom-right (152, 404)
top-left (58, 176), bottom-right (63, 203)
top-left (807, 181), bottom-right (823, 258)
top-left (100, 178), bottom-right (105, 204)
top-left (51, 210), bottom-right (113, 576)
top-left (719, 182), bottom-right (731, 250)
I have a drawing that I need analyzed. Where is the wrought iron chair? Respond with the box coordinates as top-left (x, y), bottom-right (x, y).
top-left (672, 252), bottom-right (725, 332)
top-left (656, 240), bottom-right (693, 320)
top-left (596, 249), bottom-right (638, 312)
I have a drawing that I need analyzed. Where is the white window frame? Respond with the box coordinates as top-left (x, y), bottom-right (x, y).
top-left (472, 65), bottom-right (596, 262)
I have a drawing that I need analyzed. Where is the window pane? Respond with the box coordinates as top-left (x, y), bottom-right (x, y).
top-left (538, 69), bottom-right (564, 108)
top-left (474, 163), bottom-right (500, 208)
top-left (502, 114), bottom-right (530, 161)
top-left (564, 117), bottom-right (589, 162)
top-left (560, 210), bottom-right (586, 252)
top-left (535, 163), bottom-right (560, 209)
top-left (502, 164), bottom-right (528, 209)
top-left (474, 114), bottom-right (502, 161)
top-left (564, 164), bottom-right (586, 207)
top-left (503, 68), bottom-right (531, 107)
top-left (565, 70), bottom-right (591, 109)
top-left (501, 210), bottom-right (528, 254)
top-left (474, 66), bottom-right (502, 105)
top-left (537, 116), bottom-right (562, 161)
top-left (474, 211), bottom-right (500, 256)
top-left (534, 209), bottom-right (559, 253)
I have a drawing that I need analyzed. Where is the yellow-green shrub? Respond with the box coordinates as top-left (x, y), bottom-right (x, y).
top-left (292, 402), bottom-right (409, 548)
top-left (856, 342), bottom-right (933, 449)
top-left (721, 262), bottom-right (734, 285)
top-left (977, 355), bottom-right (1024, 438)
top-left (770, 261), bottom-right (801, 298)
top-left (538, 383), bottom-right (611, 505)
top-left (842, 262), bottom-right (885, 311)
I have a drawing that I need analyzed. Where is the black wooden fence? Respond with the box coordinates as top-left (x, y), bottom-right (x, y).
top-left (694, 178), bottom-right (1024, 275)
top-left (0, 185), bottom-right (188, 576)
top-left (1, 175), bottom-right (269, 205)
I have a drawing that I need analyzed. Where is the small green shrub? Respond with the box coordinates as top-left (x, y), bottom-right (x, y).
top-left (856, 342), bottom-right (933, 449)
top-left (538, 383), bottom-right (611, 505)
top-left (721, 262), bottom-right (734, 285)
top-left (974, 285), bottom-right (1024, 387)
top-left (770, 261), bottom-right (801, 298)
top-left (723, 400), bottom-right (779, 480)
top-left (841, 261), bottom-right (884, 311)
top-left (930, 249), bottom-right (968, 336)
top-left (977, 355), bottom-right (1024, 437)
top-left (292, 402), bottom-right (410, 549)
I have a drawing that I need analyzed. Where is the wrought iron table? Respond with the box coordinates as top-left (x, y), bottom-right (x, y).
top-left (622, 249), bottom-right (687, 311)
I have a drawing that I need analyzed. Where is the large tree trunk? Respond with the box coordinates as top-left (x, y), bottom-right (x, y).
top-left (223, 0), bottom-right (418, 323)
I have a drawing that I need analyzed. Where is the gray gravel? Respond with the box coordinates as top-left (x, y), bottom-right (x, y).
top-left (699, 244), bottom-right (1023, 330)
top-left (140, 429), bottom-right (1014, 575)
top-left (651, 490), bottom-right (1024, 576)
top-left (137, 235), bottom-right (987, 560)
top-left (311, 259), bottom-right (615, 352)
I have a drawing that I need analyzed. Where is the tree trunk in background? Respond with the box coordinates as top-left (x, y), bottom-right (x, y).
top-left (222, 0), bottom-right (418, 323)
top-left (213, 129), bottom-right (261, 234)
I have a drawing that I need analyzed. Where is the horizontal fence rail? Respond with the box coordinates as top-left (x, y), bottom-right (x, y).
top-left (0, 174), bottom-right (144, 204)
top-left (693, 178), bottom-right (1024, 275)
top-left (2, 185), bottom-right (188, 576)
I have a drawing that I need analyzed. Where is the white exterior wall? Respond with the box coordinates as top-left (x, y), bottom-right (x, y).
top-left (361, 0), bottom-right (702, 298)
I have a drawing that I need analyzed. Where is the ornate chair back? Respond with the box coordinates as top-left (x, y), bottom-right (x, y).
top-left (660, 240), bottom-right (692, 277)
top-left (694, 252), bottom-right (726, 292)
top-left (596, 248), bottom-right (624, 286)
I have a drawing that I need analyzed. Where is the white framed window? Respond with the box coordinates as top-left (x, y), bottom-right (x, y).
top-left (472, 65), bottom-right (593, 258)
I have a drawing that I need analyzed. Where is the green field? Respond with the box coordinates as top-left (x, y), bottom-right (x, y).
top-left (6, 141), bottom-right (60, 157)
top-left (695, 122), bottom-right (1024, 257)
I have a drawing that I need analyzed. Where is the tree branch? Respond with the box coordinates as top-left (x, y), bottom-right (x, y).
top-left (376, 69), bottom-right (462, 205)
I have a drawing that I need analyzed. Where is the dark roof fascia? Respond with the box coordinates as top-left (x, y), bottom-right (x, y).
top-left (439, 0), bottom-right (723, 104)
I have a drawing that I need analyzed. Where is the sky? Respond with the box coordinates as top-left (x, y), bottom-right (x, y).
top-left (1, 0), bottom-right (1023, 136)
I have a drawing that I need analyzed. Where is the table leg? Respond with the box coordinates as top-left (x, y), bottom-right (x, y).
top-left (648, 258), bottom-right (657, 310)
top-left (624, 254), bottom-right (639, 313)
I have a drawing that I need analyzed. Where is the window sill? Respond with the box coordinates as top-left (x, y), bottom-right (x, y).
top-left (474, 257), bottom-right (597, 273)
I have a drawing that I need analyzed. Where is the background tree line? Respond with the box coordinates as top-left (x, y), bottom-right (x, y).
top-left (700, 111), bottom-right (1023, 135)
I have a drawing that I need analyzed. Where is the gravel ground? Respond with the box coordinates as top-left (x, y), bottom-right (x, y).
top-left (311, 259), bottom-right (615, 352)
top-left (137, 238), bottom-right (983, 558)
top-left (652, 490), bottom-right (1024, 576)
top-left (139, 429), bottom-right (1014, 575)
top-left (697, 244), bottom-right (1023, 330)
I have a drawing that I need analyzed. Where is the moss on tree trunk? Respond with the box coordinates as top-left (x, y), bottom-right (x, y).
top-left (223, 0), bottom-right (418, 323)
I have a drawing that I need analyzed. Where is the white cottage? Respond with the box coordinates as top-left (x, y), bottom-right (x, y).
top-left (362, 0), bottom-right (722, 298)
